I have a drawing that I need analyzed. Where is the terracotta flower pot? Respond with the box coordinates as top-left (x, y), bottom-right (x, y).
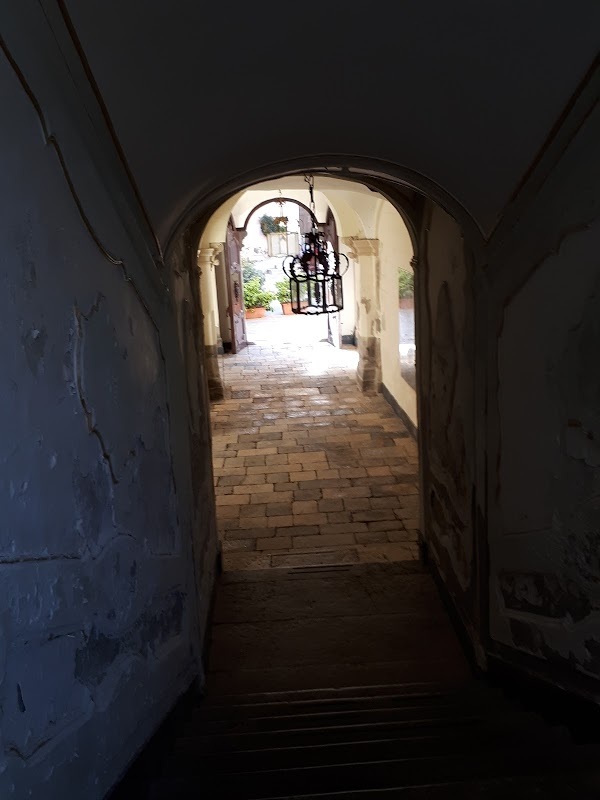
top-left (245, 306), bottom-right (266, 319)
top-left (399, 297), bottom-right (414, 309)
top-left (281, 302), bottom-right (293, 315)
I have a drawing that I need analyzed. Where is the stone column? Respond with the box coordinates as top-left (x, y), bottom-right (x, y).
top-left (343, 237), bottom-right (381, 393)
top-left (197, 247), bottom-right (224, 401)
top-left (210, 242), bottom-right (228, 354)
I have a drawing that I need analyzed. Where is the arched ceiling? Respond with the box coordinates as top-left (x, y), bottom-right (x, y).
top-left (64, 1), bottom-right (600, 244)
top-left (199, 176), bottom-right (387, 247)
top-left (199, 176), bottom-right (377, 246)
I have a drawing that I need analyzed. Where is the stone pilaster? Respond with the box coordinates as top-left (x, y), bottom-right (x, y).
top-left (197, 247), bottom-right (223, 401)
top-left (209, 242), bottom-right (227, 354)
top-left (356, 334), bottom-right (381, 394)
top-left (342, 237), bottom-right (381, 393)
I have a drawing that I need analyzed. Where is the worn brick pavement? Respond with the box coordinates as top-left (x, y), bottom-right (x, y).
top-left (211, 316), bottom-right (420, 570)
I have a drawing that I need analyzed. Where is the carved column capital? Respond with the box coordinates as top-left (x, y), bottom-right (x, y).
top-left (341, 237), bottom-right (380, 260)
top-left (233, 229), bottom-right (247, 248)
top-left (197, 246), bottom-right (218, 276)
top-left (209, 242), bottom-right (224, 258)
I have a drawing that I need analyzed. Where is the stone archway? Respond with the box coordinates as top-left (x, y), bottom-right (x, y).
top-left (167, 156), bottom-right (486, 664)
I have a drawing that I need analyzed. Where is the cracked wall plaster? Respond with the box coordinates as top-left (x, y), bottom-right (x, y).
top-left (0, 14), bottom-right (217, 798)
top-left (419, 205), bottom-right (475, 621)
top-left (489, 95), bottom-right (600, 691)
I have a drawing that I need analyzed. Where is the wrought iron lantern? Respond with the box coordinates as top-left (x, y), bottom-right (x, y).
top-left (282, 176), bottom-right (349, 315)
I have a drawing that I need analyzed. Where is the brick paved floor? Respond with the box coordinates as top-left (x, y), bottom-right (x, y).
top-left (211, 315), bottom-right (420, 570)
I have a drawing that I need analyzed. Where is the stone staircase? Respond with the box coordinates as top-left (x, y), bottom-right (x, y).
top-left (131, 679), bottom-right (598, 799)
top-left (111, 563), bottom-right (600, 799)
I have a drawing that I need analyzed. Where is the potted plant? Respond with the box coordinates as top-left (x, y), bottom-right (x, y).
top-left (243, 277), bottom-right (275, 319)
top-left (258, 214), bottom-right (280, 236)
top-left (398, 270), bottom-right (414, 309)
top-left (275, 279), bottom-right (293, 315)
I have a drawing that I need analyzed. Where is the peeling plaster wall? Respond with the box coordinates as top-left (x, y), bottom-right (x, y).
top-left (0, 8), bottom-right (216, 798)
top-left (377, 202), bottom-right (417, 427)
top-left (167, 233), bottom-right (219, 649)
top-left (487, 86), bottom-right (600, 694)
top-left (419, 205), bottom-right (477, 642)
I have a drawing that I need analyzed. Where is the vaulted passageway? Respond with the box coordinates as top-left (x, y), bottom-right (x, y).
top-left (2, 4), bottom-right (600, 797)
top-left (198, 176), bottom-right (425, 571)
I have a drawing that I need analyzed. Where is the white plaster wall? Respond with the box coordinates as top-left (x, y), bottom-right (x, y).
top-left (199, 195), bottom-right (241, 247)
top-left (0, 9), bottom-right (215, 798)
top-left (418, 204), bottom-right (477, 643)
top-left (376, 202), bottom-right (416, 426)
top-left (487, 88), bottom-right (600, 688)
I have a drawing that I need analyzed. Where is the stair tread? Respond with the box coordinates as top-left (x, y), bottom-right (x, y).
top-left (171, 726), bottom-right (574, 769)
top-left (205, 661), bottom-right (472, 696)
top-left (148, 768), bottom-right (597, 800)
top-left (190, 746), bottom-right (600, 799)
top-left (201, 683), bottom-right (458, 706)
top-left (188, 701), bottom-right (542, 725)
top-left (175, 710), bottom-right (554, 753)
top-left (192, 706), bottom-right (528, 734)
top-left (198, 686), bottom-right (509, 718)
top-left (111, 562), bottom-right (600, 800)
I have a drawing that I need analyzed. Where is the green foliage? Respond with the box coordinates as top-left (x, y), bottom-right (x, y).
top-left (398, 269), bottom-right (414, 299)
top-left (242, 263), bottom-right (265, 288)
top-left (243, 277), bottom-right (275, 310)
top-left (274, 279), bottom-right (291, 303)
top-left (259, 214), bottom-right (280, 236)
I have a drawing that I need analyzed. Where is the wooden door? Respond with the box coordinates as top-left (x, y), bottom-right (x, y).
top-left (321, 208), bottom-right (342, 348)
top-left (225, 218), bottom-right (247, 353)
top-left (298, 206), bottom-right (312, 237)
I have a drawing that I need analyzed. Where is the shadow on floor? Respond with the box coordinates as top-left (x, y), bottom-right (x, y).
top-left (110, 560), bottom-right (600, 798)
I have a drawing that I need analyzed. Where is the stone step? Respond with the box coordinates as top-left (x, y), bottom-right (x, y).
top-left (192, 705), bottom-right (483, 736)
top-left (148, 755), bottom-right (598, 800)
top-left (202, 681), bottom-right (448, 707)
top-left (176, 710), bottom-right (548, 752)
top-left (193, 745), bottom-right (600, 799)
top-left (192, 691), bottom-right (514, 731)
top-left (205, 658), bottom-right (471, 695)
top-left (173, 723), bottom-right (573, 772)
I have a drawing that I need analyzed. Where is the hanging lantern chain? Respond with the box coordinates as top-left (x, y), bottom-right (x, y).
top-left (273, 189), bottom-right (288, 230)
top-left (305, 174), bottom-right (316, 219)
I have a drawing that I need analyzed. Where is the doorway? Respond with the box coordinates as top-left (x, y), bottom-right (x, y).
top-left (205, 177), bottom-right (421, 571)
